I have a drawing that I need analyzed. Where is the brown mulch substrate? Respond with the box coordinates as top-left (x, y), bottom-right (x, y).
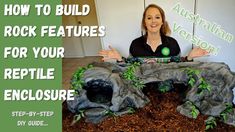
top-left (63, 84), bottom-right (235, 132)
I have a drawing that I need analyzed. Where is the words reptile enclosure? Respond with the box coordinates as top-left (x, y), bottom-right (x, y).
top-left (66, 61), bottom-right (235, 126)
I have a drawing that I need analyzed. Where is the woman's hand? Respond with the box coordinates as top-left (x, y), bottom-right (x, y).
top-left (187, 47), bottom-right (209, 60)
top-left (98, 45), bottom-right (122, 61)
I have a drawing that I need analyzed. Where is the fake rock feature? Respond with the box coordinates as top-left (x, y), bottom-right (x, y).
top-left (67, 62), bottom-right (235, 125)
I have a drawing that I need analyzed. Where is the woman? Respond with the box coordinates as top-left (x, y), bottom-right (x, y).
top-left (99, 4), bottom-right (208, 63)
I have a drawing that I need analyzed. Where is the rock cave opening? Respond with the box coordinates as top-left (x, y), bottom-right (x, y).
top-left (142, 82), bottom-right (188, 102)
top-left (84, 79), bottom-right (113, 105)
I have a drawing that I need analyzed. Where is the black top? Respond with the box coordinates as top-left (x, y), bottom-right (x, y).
top-left (129, 35), bottom-right (181, 58)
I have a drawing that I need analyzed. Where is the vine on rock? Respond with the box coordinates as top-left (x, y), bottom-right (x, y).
top-left (122, 62), bottom-right (145, 89)
top-left (184, 68), bottom-right (211, 95)
top-left (71, 64), bottom-right (93, 93)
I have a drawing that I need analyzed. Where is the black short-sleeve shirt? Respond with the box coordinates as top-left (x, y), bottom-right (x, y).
top-left (129, 35), bottom-right (181, 58)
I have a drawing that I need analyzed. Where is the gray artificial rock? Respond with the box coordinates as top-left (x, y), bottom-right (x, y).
top-left (67, 61), bottom-right (235, 126)
top-left (223, 109), bottom-right (235, 126)
top-left (177, 101), bottom-right (197, 118)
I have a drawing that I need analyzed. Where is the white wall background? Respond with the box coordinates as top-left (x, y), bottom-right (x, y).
top-left (95, 0), bottom-right (144, 57)
top-left (194, 0), bottom-right (235, 72)
top-left (96, 0), bottom-right (235, 71)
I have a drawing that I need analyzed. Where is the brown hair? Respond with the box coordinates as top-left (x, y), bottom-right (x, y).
top-left (141, 4), bottom-right (171, 36)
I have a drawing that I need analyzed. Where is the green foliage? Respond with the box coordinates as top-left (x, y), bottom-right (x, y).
top-left (184, 68), bottom-right (211, 94)
top-left (197, 78), bottom-right (211, 94)
top-left (127, 107), bottom-right (135, 114)
top-left (158, 80), bottom-right (173, 93)
top-left (104, 110), bottom-right (118, 117)
top-left (184, 68), bottom-right (200, 87)
top-left (191, 104), bottom-right (200, 119)
top-left (188, 77), bottom-right (196, 87)
top-left (186, 101), bottom-right (200, 119)
top-left (122, 62), bottom-right (145, 89)
top-left (71, 110), bottom-right (85, 126)
top-left (205, 116), bottom-right (217, 130)
top-left (122, 62), bottom-right (140, 80)
top-left (104, 110), bottom-right (118, 122)
top-left (205, 104), bottom-right (233, 131)
top-left (71, 64), bottom-right (93, 92)
top-left (220, 103), bottom-right (233, 121)
top-left (158, 85), bottom-right (169, 93)
top-left (184, 68), bottom-right (201, 76)
top-left (133, 80), bottom-right (145, 89)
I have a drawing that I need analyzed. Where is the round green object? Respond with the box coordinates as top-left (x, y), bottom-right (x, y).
top-left (161, 47), bottom-right (170, 56)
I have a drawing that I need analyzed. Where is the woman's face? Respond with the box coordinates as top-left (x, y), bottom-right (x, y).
top-left (144, 7), bottom-right (163, 34)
